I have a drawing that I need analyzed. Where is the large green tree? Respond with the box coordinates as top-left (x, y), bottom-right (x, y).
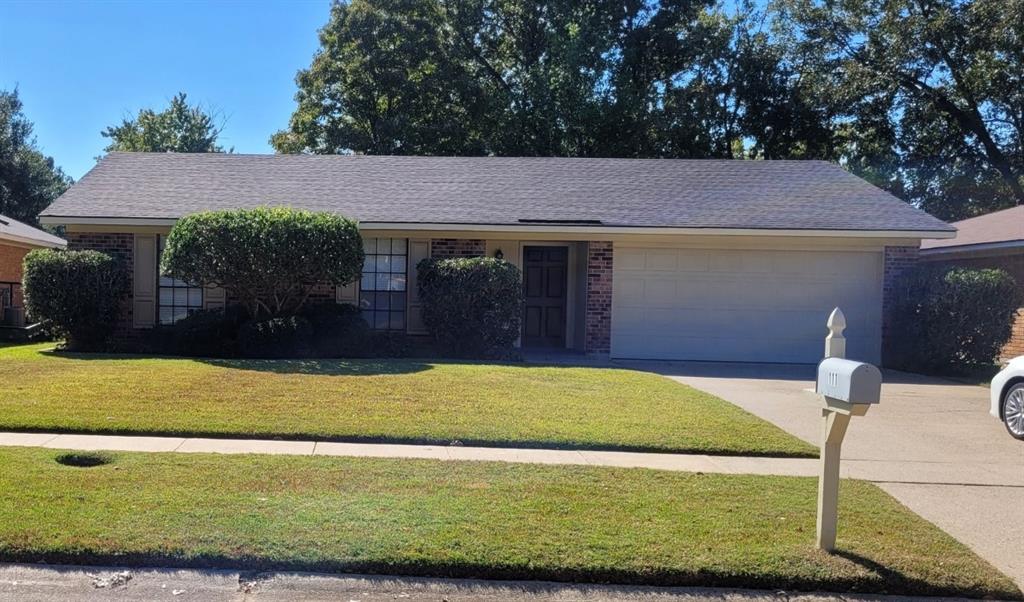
top-left (0, 89), bottom-right (72, 225)
top-left (102, 92), bottom-right (227, 153)
top-left (273, 0), bottom-right (824, 159)
top-left (781, 0), bottom-right (1024, 220)
top-left (276, 0), bottom-right (1020, 221)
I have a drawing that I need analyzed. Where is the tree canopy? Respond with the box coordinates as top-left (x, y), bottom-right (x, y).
top-left (782, 0), bottom-right (1024, 220)
top-left (103, 92), bottom-right (228, 153)
top-left (274, 0), bottom-right (1023, 221)
top-left (0, 89), bottom-right (72, 225)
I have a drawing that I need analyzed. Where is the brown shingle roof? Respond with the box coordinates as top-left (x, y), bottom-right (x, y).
top-left (0, 213), bottom-right (66, 248)
top-left (41, 152), bottom-right (953, 233)
top-left (921, 205), bottom-right (1024, 251)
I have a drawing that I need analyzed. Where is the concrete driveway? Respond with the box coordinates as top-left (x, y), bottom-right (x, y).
top-left (621, 360), bottom-right (1024, 589)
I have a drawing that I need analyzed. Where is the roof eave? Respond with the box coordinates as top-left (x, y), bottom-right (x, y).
top-left (39, 215), bottom-right (956, 239)
top-left (0, 231), bottom-right (67, 249)
top-left (920, 239), bottom-right (1024, 256)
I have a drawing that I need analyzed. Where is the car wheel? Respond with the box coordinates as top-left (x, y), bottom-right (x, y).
top-left (1003, 383), bottom-right (1024, 440)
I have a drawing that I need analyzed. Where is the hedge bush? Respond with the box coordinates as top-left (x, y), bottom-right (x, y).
top-left (887, 266), bottom-right (1022, 373)
top-left (160, 207), bottom-right (363, 318)
top-left (299, 302), bottom-right (370, 357)
top-left (417, 257), bottom-right (522, 358)
top-left (238, 315), bottom-right (315, 358)
top-left (153, 305), bottom-right (251, 358)
top-left (22, 249), bottom-right (128, 350)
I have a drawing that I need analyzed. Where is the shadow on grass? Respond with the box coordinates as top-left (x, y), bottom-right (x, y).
top-left (196, 358), bottom-right (434, 376)
top-left (39, 349), bottom-right (434, 377)
top-left (0, 549), bottom-right (1017, 600)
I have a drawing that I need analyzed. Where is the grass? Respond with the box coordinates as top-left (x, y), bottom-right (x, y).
top-left (0, 447), bottom-right (1016, 599)
top-left (0, 342), bottom-right (815, 457)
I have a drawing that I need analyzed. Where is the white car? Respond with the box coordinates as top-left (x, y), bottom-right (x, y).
top-left (991, 356), bottom-right (1024, 440)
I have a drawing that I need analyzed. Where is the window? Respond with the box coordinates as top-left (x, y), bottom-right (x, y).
top-left (157, 236), bottom-right (203, 325)
top-left (359, 237), bottom-right (407, 330)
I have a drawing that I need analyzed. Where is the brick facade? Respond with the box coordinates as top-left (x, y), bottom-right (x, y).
top-left (584, 241), bottom-right (613, 355)
top-left (430, 238), bottom-right (486, 258)
top-left (0, 242), bottom-right (30, 307)
top-left (67, 232), bottom-right (136, 340)
top-left (924, 251), bottom-right (1024, 360)
top-left (881, 245), bottom-right (919, 364)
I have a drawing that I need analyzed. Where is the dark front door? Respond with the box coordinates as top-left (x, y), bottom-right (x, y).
top-left (523, 246), bottom-right (568, 348)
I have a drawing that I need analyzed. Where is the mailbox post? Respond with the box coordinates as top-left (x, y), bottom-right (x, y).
top-left (815, 356), bottom-right (881, 552)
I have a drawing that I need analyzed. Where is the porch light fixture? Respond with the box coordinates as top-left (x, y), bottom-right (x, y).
top-left (494, 249), bottom-right (504, 260)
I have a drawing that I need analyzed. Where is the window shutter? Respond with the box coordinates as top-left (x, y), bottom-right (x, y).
top-left (132, 234), bottom-right (157, 329)
top-left (336, 281), bottom-right (357, 305)
top-left (406, 239), bottom-right (430, 334)
top-left (204, 286), bottom-right (225, 311)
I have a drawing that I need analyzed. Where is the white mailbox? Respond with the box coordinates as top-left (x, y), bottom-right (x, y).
top-left (813, 340), bottom-right (883, 553)
top-left (816, 358), bottom-right (882, 407)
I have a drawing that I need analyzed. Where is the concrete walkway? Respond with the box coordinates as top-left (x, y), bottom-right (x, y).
top-left (2, 429), bottom-right (1018, 486)
top-left (0, 563), bottom-right (989, 602)
top-left (1, 431), bottom-right (821, 476)
top-left (620, 360), bottom-right (1024, 590)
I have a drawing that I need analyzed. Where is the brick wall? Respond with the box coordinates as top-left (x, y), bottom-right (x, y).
top-left (924, 251), bottom-right (1024, 360)
top-left (430, 238), bottom-right (486, 258)
top-left (67, 232), bottom-right (136, 341)
top-left (881, 245), bottom-right (919, 364)
top-left (0, 242), bottom-right (29, 307)
top-left (584, 241), bottom-right (613, 355)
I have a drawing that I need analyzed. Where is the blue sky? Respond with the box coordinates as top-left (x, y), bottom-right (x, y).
top-left (1, 0), bottom-right (332, 180)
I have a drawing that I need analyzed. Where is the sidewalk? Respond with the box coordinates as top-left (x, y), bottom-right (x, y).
top-left (2, 430), bottom-right (1019, 486)
top-left (0, 563), bottom-right (988, 602)
top-left (0, 431), bottom-right (816, 476)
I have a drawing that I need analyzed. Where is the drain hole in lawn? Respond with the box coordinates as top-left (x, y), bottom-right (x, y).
top-left (55, 452), bottom-right (114, 468)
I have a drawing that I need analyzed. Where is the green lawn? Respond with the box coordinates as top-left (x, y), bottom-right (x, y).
top-left (0, 343), bottom-right (815, 457)
top-left (0, 447), bottom-right (1016, 598)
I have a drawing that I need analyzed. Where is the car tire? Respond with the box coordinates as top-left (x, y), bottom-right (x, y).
top-left (1003, 382), bottom-right (1024, 441)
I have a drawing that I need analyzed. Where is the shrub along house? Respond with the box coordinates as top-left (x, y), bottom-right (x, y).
top-left (39, 152), bottom-right (953, 363)
top-left (0, 213), bottom-right (65, 327)
top-left (920, 205), bottom-right (1024, 360)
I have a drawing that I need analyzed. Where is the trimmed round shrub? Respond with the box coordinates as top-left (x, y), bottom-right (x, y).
top-left (160, 207), bottom-right (363, 318)
top-left (417, 257), bottom-right (522, 358)
top-left (155, 305), bottom-right (250, 358)
top-left (22, 249), bottom-right (128, 351)
top-left (300, 302), bottom-right (370, 357)
top-left (886, 266), bottom-right (1022, 373)
top-left (238, 315), bottom-right (314, 358)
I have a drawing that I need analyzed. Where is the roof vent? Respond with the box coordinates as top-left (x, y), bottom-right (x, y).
top-left (517, 219), bottom-right (603, 225)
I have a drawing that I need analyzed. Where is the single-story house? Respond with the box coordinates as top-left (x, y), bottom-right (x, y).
top-left (0, 213), bottom-right (66, 325)
top-left (40, 152), bottom-right (954, 363)
top-left (921, 205), bottom-right (1024, 360)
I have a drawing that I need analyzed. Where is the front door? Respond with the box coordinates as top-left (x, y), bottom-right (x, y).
top-left (523, 246), bottom-right (568, 348)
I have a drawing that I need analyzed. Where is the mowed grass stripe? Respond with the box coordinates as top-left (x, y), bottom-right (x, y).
top-left (0, 447), bottom-right (1017, 599)
top-left (0, 343), bottom-right (815, 457)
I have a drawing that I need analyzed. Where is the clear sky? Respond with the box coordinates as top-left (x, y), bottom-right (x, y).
top-left (1, 0), bottom-right (332, 180)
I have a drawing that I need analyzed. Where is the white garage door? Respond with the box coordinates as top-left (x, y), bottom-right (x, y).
top-left (612, 247), bottom-right (883, 363)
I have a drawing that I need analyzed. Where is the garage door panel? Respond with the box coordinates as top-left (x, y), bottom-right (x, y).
top-left (612, 247), bottom-right (882, 363)
top-left (615, 307), bottom-right (841, 338)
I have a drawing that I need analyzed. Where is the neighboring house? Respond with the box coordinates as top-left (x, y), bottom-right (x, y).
top-left (39, 153), bottom-right (953, 363)
top-left (0, 213), bottom-right (66, 324)
top-left (921, 205), bottom-right (1024, 360)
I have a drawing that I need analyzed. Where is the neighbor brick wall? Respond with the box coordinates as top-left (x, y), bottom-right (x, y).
top-left (67, 232), bottom-right (136, 341)
top-left (881, 245), bottom-right (919, 364)
top-left (924, 252), bottom-right (1024, 360)
top-left (584, 241), bottom-right (613, 355)
top-left (430, 238), bottom-right (486, 258)
top-left (0, 242), bottom-right (29, 307)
